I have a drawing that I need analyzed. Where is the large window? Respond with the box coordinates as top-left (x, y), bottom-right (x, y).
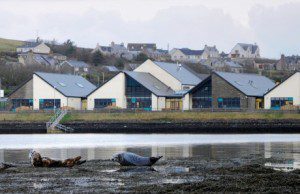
top-left (192, 80), bottom-right (212, 108)
top-left (126, 76), bottom-right (152, 110)
top-left (218, 98), bottom-right (240, 109)
top-left (94, 99), bottom-right (116, 109)
top-left (271, 97), bottom-right (293, 110)
top-left (12, 99), bottom-right (33, 110)
top-left (126, 76), bottom-right (151, 97)
top-left (39, 99), bottom-right (61, 110)
top-left (166, 98), bottom-right (182, 110)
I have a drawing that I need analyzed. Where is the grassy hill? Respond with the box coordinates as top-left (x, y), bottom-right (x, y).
top-left (0, 38), bottom-right (24, 52)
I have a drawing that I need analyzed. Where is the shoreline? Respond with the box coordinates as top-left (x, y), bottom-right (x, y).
top-left (1, 156), bottom-right (299, 193)
top-left (0, 119), bottom-right (300, 134)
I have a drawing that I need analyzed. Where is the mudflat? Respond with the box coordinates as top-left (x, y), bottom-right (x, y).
top-left (0, 156), bottom-right (299, 193)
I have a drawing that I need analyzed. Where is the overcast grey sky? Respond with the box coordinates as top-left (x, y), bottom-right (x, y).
top-left (0, 0), bottom-right (299, 58)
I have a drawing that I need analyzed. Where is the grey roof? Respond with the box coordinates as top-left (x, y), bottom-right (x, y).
top-left (179, 48), bottom-right (204, 56)
top-left (225, 61), bottom-right (242, 68)
top-left (100, 46), bottom-right (112, 52)
top-left (64, 60), bottom-right (89, 68)
top-left (237, 43), bottom-right (259, 54)
top-left (127, 43), bottom-right (156, 51)
top-left (35, 72), bottom-right (96, 97)
top-left (153, 61), bottom-right (202, 85)
top-left (18, 42), bottom-right (41, 49)
top-left (103, 66), bottom-right (119, 72)
top-left (215, 71), bottom-right (275, 97)
top-left (124, 71), bottom-right (178, 97)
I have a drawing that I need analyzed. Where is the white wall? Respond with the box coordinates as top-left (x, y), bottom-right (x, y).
top-left (182, 93), bottom-right (191, 110)
top-left (33, 74), bottom-right (68, 110)
top-left (67, 97), bottom-right (82, 110)
top-left (264, 72), bottom-right (300, 109)
top-left (33, 43), bottom-right (51, 54)
top-left (134, 60), bottom-right (182, 91)
top-left (87, 73), bottom-right (126, 110)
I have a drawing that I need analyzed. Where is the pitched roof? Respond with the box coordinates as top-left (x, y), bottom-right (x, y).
top-left (124, 71), bottom-right (178, 97)
top-left (127, 43), bottom-right (156, 52)
top-left (103, 66), bottom-right (119, 72)
top-left (35, 72), bottom-right (96, 97)
top-left (225, 61), bottom-right (242, 68)
top-left (237, 43), bottom-right (259, 54)
top-left (64, 60), bottom-right (89, 68)
top-left (214, 71), bottom-right (275, 97)
top-left (264, 72), bottom-right (299, 96)
top-left (179, 48), bottom-right (204, 56)
top-left (153, 61), bottom-right (202, 85)
top-left (18, 42), bottom-right (42, 49)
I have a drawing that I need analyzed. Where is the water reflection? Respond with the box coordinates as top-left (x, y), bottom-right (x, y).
top-left (0, 142), bottom-right (299, 170)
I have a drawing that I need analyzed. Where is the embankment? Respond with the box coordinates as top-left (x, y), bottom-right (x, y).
top-left (0, 119), bottom-right (300, 134)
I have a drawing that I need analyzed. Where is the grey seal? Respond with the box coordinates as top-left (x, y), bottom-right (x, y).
top-left (112, 152), bottom-right (163, 166)
top-left (0, 163), bottom-right (15, 171)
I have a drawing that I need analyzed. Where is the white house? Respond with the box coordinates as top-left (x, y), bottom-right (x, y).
top-left (134, 60), bottom-right (203, 91)
top-left (8, 72), bottom-right (96, 110)
top-left (170, 45), bottom-right (219, 63)
top-left (17, 42), bottom-right (51, 54)
top-left (229, 43), bottom-right (260, 59)
top-left (87, 71), bottom-right (180, 111)
top-left (87, 60), bottom-right (208, 111)
top-left (264, 72), bottom-right (300, 109)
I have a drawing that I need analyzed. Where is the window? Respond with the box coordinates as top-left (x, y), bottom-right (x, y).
top-left (94, 99), bottom-right (116, 109)
top-left (76, 83), bottom-right (84, 88)
top-left (58, 82), bottom-right (66, 87)
top-left (271, 97), bottom-right (293, 110)
top-left (192, 79), bottom-right (212, 109)
top-left (126, 97), bottom-right (151, 110)
top-left (125, 76), bottom-right (151, 97)
top-left (39, 99), bottom-right (61, 110)
top-left (218, 98), bottom-right (240, 109)
top-left (12, 99), bottom-right (33, 110)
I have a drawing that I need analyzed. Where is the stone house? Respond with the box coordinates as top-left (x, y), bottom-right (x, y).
top-left (183, 71), bottom-right (275, 110)
top-left (17, 42), bottom-right (51, 54)
top-left (229, 43), bottom-right (260, 59)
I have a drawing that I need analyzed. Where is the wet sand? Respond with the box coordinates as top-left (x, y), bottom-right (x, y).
top-left (0, 156), bottom-right (299, 193)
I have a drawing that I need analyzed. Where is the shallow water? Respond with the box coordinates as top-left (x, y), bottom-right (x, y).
top-left (0, 134), bottom-right (299, 171)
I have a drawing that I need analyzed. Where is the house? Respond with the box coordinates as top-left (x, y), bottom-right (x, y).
top-left (18, 52), bottom-right (59, 66)
top-left (229, 43), bottom-right (260, 59)
top-left (184, 71), bottom-right (275, 110)
top-left (102, 66), bottom-right (119, 72)
top-left (127, 43), bottom-right (156, 56)
top-left (92, 43), bottom-right (112, 55)
top-left (17, 42), bottom-right (51, 54)
top-left (60, 60), bottom-right (89, 74)
top-left (87, 71), bottom-right (181, 111)
top-left (170, 48), bottom-right (204, 63)
top-left (8, 72), bottom-right (96, 110)
top-left (87, 60), bottom-right (207, 111)
top-left (264, 72), bottom-right (300, 110)
top-left (134, 60), bottom-right (203, 91)
top-left (170, 45), bottom-right (219, 63)
top-left (200, 59), bottom-right (243, 73)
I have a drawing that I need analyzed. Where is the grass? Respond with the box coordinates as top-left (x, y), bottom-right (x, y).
top-left (0, 111), bottom-right (299, 123)
top-left (61, 111), bottom-right (300, 123)
top-left (0, 37), bottom-right (24, 52)
top-left (0, 112), bottom-right (52, 122)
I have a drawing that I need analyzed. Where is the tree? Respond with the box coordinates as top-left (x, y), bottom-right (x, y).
top-left (92, 50), bottom-right (104, 66)
top-left (136, 53), bottom-right (149, 62)
top-left (63, 39), bottom-right (76, 57)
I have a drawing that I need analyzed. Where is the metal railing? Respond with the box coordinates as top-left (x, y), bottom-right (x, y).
top-left (46, 109), bottom-right (74, 133)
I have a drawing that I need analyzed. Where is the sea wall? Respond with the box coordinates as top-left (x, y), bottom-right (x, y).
top-left (1, 119), bottom-right (299, 134)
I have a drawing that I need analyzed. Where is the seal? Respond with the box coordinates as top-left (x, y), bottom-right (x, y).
top-left (0, 163), bottom-right (15, 171)
top-left (112, 152), bottom-right (163, 166)
top-left (29, 150), bottom-right (86, 168)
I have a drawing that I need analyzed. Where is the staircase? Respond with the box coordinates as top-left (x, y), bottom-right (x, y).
top-left (46, 109), bottom-right (74, 133)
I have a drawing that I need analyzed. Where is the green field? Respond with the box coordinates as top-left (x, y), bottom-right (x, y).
top-left (0, 37), bottom-right (24, 52)
top-left (0, 111), bottom-right (299, 123)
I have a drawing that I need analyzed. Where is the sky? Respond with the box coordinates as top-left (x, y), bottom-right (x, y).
top-left (0, 0), bottom-right (299, 58)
